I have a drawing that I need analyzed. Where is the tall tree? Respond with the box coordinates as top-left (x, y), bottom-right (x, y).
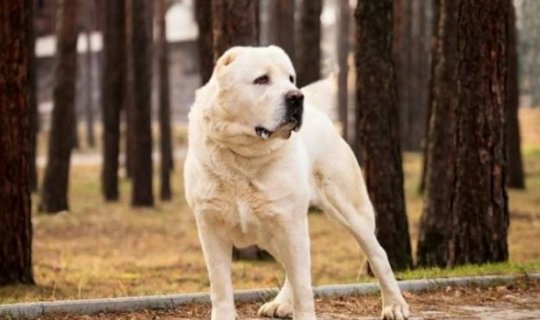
top-left (418, 0), bottom-right (509, 267)
top-left (39, 0), bottom-right (79, 213)
top-left (297, 0), bottom-right (322, 87)
top-left (83, 0), bottom-right (96, 148)
top-left (124, 0), bottom-right (135, 179)
top-left (0, 0), bottom-right (34, 285)
top-left (394, 0), bottom-right (432, 151)
top-left (157, 0), bottom-right (173, 201)
top-left (129, 0), bottom-right (154, 206)
top-left (212, 0), bottom-right (259, 59)
top-left (212, 0), bottom-right (268, 260)
top-left (506, 2), bottom-right (525, 189)
top-left (337, 0), bottom-right (351, 142)
top-left (101, 0), bottom-right (125, 201)
top-left (354, 0), bottom-right (413, 271)
top-left (269, 0), bottom-right (296, 65)
top-left (417, 0), bottom-right (458, 267)
top-left (446, 0), bottom-right (509, 266)
top-left (194, 0), bottom-right (213, 84)
top-left (28, 1), bottom-right (39, 192)
top-left (418, 0), bottom-right (441, 194)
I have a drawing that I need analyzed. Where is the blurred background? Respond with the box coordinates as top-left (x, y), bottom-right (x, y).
top-left (0, 0), bottom-right (539, 305)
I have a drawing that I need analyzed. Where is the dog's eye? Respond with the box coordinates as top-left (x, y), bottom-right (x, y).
top-left (289, 75), bottom-right (294, 83)
top-left (254, 75), bottom-right (270, 85)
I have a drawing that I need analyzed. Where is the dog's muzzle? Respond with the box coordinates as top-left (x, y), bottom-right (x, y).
top-left (254, 90), bottom-right (304, 140)
top-left (284, 90), bottom-right (304, 131)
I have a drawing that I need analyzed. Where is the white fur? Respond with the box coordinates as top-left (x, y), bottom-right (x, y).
top-left (184, 46), bottom-right (410, 320)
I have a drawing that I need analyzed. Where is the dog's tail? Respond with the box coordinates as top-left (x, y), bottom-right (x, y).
top-left (300, 75), bottom-right (337, 118)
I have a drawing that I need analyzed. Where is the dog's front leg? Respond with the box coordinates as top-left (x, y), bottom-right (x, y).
top-left (270, 217), bottom-right (316, 320)
top-left (197, 222), bottom-right (236, 320)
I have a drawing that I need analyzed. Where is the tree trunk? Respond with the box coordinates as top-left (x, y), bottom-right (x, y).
top-left (130, 0), bottom-right (154, 207)
top-left (393, 0), bottom-right (413, 150)
top-left (337, 0), bottom-right (350, 142)
top-left (0, 0), bottom-right (35, 285)
top-left (101, 0), bottom-right (125, 201)
top-left (394, 0), bottom-right (431, 152)
top-left (157, 0), bottom-right (173, 201)
top-left (39, 0), bottom-right (79, 214)
top-left (297, 0), bottom-right (322, 87)
top-left (212, 0), bottom-right (259, 60)
top-left (212, 0), bottom-right (268, 260)
top-left (416, 0), bottom-right (458, 267)
top-left (269, 0), bottom-right (296, 65)
top-left (446, 0), bottom-right (509, 266)
top-left (124, 0), bottom-right (135, 179)
top-left (506, 2), bottom-right (525, 189)
top-left (354, 0), bottom-right (413, 271)
top-left (84, 9), bottom-right (96, 148)
top-left (194, 0), bottom-right (213, 84)
top-left (28, 1), bottom-right (39, 193)
top-left (418, 0), bottom-right (441, 194)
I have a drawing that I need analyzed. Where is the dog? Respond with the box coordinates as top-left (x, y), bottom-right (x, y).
top-left (184, 46), bottom-right (410, 320)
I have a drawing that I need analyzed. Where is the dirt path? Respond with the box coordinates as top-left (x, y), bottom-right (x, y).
top-left (33, 279), bottom-right (540, 319)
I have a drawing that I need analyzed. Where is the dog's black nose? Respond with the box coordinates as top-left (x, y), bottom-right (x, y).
top-left (285, 90), bottom-right (304, 109)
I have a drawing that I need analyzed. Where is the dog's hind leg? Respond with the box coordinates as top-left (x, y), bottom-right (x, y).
top-left (312, 141), bottom-right (410, 320)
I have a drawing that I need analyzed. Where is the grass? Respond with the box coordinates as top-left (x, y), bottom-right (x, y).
top-left (1, 109), bottom-right (540, 305)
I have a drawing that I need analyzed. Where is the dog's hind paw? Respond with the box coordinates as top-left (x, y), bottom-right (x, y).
top-left (257, 299), bottom-right (293, 319)
top-left (381, 301), bottom-right (410, 320)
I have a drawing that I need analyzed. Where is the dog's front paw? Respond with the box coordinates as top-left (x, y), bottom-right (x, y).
top-left (381, 299), bottom-right (410, 320)
top-left (257, 298), bottom-right (293, 319)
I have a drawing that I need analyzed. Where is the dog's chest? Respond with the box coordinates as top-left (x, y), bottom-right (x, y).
top-left (203, 173), bottom-right (272, 223)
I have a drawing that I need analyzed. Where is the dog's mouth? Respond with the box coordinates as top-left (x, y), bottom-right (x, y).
top-left (255, 116), bottom-right (302, 140)
top-left (255, 118), bottom-right (302, 140)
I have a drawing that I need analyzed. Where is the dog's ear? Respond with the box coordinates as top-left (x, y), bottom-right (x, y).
top-left (215, 47), bottom-right (241, 71)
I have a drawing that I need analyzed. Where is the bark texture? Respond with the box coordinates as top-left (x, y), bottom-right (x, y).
top-left (447, 0), bottom-right (509, 266)
top-left (506, 2), bottom-right (525, 189)
top-left (39, 0), bottom-right (79, 213)
top-left (195, 0), bottom-right (213, 84)
top-left (418, 0), bottom-right (510, 267)
top-left (101, 0), bottom-right (125, 201)
top-left (354, 0), bottom-right (413, 271)
top-left (130, 0), bottom-right (154, 206)
top-left (297, 0), bottom-right (322, 87)
top-left (0, 0), bottom-right (34, 285)
top-left (157, 0), bottom-right (173, 201)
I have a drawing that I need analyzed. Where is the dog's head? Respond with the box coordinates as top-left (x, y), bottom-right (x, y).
top-left (212, 46), bottom-right (303, 140)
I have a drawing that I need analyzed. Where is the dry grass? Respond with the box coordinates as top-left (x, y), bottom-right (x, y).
top-left (1, 109), bottom-right (540, 305)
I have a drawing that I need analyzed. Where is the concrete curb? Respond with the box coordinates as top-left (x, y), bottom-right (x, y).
top-left (1, 273), bottom-right (538, 318)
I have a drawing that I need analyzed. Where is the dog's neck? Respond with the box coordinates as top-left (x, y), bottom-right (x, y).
top-left (202, 109), bottom-right (288, 158)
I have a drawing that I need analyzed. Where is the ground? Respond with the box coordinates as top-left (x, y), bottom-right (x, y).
top-left (29, 279), bottom-right (540, 319)
top-left (0, 109), bottom-right (539, 308)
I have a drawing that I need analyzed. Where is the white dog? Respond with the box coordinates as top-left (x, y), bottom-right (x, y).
top-left (184, 46), bottom-right (410, 320)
